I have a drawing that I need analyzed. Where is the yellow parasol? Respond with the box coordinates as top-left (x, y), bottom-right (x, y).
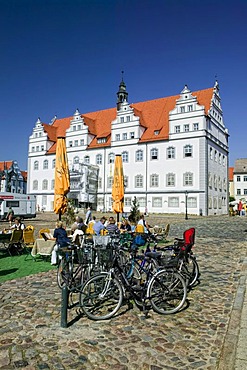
top-left (112, 155), bottom-right (124, 219)
top-left (54, 137), bottom-right (70, 218)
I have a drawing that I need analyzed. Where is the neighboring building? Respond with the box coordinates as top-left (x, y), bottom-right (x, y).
top-left (27, 79), bottom-right (229, 216)
top-left (229, 167), bottom-right (234, 198)
top-left (232, 159), bottom-right (247, 202)
top-left (0, 161), bottom-right (27, 193)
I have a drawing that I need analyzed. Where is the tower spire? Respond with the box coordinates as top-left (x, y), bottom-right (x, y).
top-left (116, 71), bottom-right (128, 111)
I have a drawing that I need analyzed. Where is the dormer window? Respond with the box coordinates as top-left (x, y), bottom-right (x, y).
top-left (154, 130), bottom-right (160, 135)
top-left (97, 137), bottom-right (106, 144)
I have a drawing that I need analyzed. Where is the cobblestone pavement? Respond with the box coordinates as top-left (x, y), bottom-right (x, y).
top-left (0, 215), bottom-right (247, 370)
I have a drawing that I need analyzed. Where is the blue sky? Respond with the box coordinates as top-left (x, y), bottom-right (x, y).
top-left (0, 0), bottom-right (246, 170)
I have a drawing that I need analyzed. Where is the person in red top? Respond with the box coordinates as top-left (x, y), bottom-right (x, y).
top-left (238, 200), bottom-right (243, 216)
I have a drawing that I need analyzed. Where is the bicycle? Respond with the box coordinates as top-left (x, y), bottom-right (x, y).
top-left (79, 244), bottom-right (187, 320)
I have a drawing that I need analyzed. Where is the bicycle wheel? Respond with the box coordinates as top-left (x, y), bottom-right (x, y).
top-left (57, 257), bottom-right (72, 289)
top-left (80, 272), bottom-right (123, 320)
top-left (186, 255), bottom-right (199, 287)
top-left (148, 269), bottom-right (187, 314)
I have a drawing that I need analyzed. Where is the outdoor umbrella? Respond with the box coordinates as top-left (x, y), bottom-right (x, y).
top-left (54, 136), bottom-right (70, 220)
top-left (112, 154), bottom-right (124, 222)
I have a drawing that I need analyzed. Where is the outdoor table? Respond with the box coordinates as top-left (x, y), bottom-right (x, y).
top-left (0, 232), bottom-right (12, 253)
top-left (32, 239), bottom-right (56, 258)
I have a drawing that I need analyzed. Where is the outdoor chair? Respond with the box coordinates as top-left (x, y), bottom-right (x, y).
top-left (23, 226), bottom-right (36, 261)
top-left (39, 228), bottom-right (51, 239)
top-left (8, 229), bottom-right (24, 256)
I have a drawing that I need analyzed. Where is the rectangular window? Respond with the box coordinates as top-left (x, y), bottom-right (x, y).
top-left (180, 106), bottom-right (185, 113)
top-left (175, 126), bottom-right (180, 133)
top-left (116, 134), bottom-right (120, 141)
top-left (184, 124), bottom-right (189, 132)
top-left (237, 189), bottom-right (241, 195)
top-left (97, 197), bottom-right (104, 206)
top-left (237, 176), bottom-right (241, 182)
top-left (193, 123), bottom-right (199, 131)
top-left (168, 197), bottom-right (179, 207)
top-left (124, 197), bottom-right (132, 207)
top-left (126, 116), bottom-right (130, 122)
top-left (77, 125), bottom-right (81, 130)
top-left (188, 105), bottom-right (193, 112)
top-left (123, 133), bottom-right (127, 140)
top-left (137, 197), bottom-right (146, 207)
top-left (120, 117), bottom-right (124, 123)
top-left (152, 197), bottom-right (162, 207)
top-left (188, 197), bottom-right (197, 208)
top-left (130, 132), bottom-right (135, 138)
top-left (74, 140), bottom-right (78, 146)
top-left (69, 141), bottom-right (73, 147)
top-left (80, 139), bottom-right (84, 146)
top-left (244, 176), bottom-right (247, 182)
top-left (73, 126), bottom-right (76, 131)
top-left (244, 189), bottom-right (247, 195)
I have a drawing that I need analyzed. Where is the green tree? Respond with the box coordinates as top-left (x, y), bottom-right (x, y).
top-left (61, 199), bottom-right (76, 226)
top-left (128, 196), bottom-right (140, 223)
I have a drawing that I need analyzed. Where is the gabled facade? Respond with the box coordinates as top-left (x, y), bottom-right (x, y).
top-left (0, 161), bottom-right (27, 193)
top-left (27, 80), bottom-right (229, 215)
top-left (232, 159), bottom-right (247, 202)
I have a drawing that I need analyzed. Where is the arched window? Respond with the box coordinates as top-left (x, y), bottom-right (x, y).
top-left (84, 156), bottom-right (90, 164)
top-left (43, 160), bottom-right (48, 170)
top-left (150, 174), bottom-right (159, 187)
top-left (135, 175), bottom-right (143, 188)
top-left (42, 179), bottom-right (48, 190)
top-left (166, 173), bottom-right (175, 186)
top-left (122, 151), bottom-right (129, 163)
top-left (34, 161), bottom-right (39, 170)
top-left (108, 152), bottom-right (115, 164)
top-left (135, 150), bottom-right (143, 162)
top-left (167, 147), bottom-right (175, 159)
top-left (184, 145), bottom-right (193, 157)
top-left (150, 148), bottom-right (158, 160)
top-left (73, 156), bottom-right (79, 164)
top-left (33, 180), bottom-right (38, 190)
top-left (96, 154), bottom-right (102, 165)
top-left (184, 172), bottom-right (193, 186)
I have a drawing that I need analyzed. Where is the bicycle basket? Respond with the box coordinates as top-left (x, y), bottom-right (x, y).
top-left (95, 244), bottom-right (113, 268)
top-left (78, 245), bottom-right (95, 264)
top-left (93, 235), bottom-right (111, 248)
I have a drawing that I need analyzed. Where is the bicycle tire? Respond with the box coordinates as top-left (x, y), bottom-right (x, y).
top-left (80, 272), bottom-right (123, 320)
top-left (57, 257), bottom-right (72, 289)
top-left (187, 255), bottom-right (199, 287)
top-left (148, 269), bottom-right (187, 315)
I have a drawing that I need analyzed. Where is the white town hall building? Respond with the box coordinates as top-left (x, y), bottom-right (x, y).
top-left (27, 79), bottom-right (229, 216)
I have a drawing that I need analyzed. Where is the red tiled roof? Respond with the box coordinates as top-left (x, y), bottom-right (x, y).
top-left (229, 167), bottom-right (234, 181)
top-left (21, 171), bottom-right (27, 181)
top-left (0, 161), bottom-right (13, 171)
top-left (43, 87), bottom-right (214, 153)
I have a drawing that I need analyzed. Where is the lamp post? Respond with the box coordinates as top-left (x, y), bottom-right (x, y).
top-left (185, 190), bottom-right (188, 220)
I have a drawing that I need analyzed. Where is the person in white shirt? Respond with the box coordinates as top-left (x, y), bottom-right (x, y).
top-left (10, 217), bottom-right (25, 231)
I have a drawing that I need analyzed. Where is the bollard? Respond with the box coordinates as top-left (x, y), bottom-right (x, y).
top-left (61, 285), bottom-right (68, 328)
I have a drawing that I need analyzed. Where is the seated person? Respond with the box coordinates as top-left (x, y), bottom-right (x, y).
top-left (93, 216), bottom-right (106, 235)
top-left (50, 221), bottom-right (71, 265)
top-left (71, 216), bottom-right (87, 234)
top-left (106, 217), bottom-right (119, 234)
top-left (52, 221), bottom-right (71, 247)
top-left (120, 219), bottom-right (132, 233)
top-left (10, 217), bottom-right (26, 231)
